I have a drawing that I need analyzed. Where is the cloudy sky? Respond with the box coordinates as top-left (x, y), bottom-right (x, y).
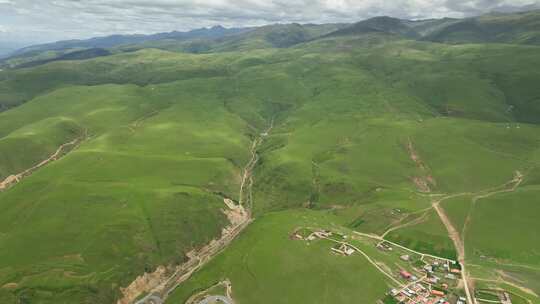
top-left (1, 0), bottom-right (539, 45)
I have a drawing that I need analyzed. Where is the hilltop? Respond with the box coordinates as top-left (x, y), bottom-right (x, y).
top-left (3, 10), bottom-right (540, 71)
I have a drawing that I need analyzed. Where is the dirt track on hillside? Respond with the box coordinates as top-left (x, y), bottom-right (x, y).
top-left (462, 171), bottom-right (523, 241)
top-left (406, 138), bottom-right (436, 193)
top-left (0, 135), bottom-right (85, 191)
top-left (403, 136), bottom-right (528, 304)
top-left (128, 111), bottom-right (159, 133)
top-left (119, 120), bottom-right (274, 304)
top-left (432, 171), bottom-right (524, 304)
top-left (381, 211), bottom-right (429, 239)
top-left (184, 279), bottom-right (234, 304)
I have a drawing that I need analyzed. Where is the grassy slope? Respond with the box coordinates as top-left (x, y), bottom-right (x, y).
top-left (465, 186), bottom-right (540, 295)
top-left (165, 37), bottom-right (540, 302)
top-left (424, 10), bottom-right (540, 45)
top-left (0, 76), bottom-right (256, 302)
top-left (166, 209), bottom-right (391, 304)
top-left (386, 209), bottom-right (457, 260)
top-left (0, 49), bottom-right (234, 110)
top-left (0, 34), bottom-right (539, 303)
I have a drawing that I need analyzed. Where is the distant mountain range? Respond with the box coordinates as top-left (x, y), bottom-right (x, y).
top-left (8, 26), bottom-right (248, 57)
top-left (2, 9), bottom-right (539, 69)
top-left (0, 42), bottom-right (32, 59)
top-left (326, 9), bottom-right (540, 44)
top-left (1, 8), bottom-right (540, 304)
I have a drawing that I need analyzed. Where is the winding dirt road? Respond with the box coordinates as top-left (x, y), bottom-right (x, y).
top-left (401, 137), bottom-right (530, 304)
top-left (432, 171), bottom-right (524, 304)
top-left (319, 235), bottom-right (404, 287)
top-left (0, 135), bottom-right (85, 191)
top-left (238, 119), bottom-right (273, 209)
top-left (432, 197), bottom-right (474, 304)
top-left (123, 120), bottom-right (274, 304)
top-left (381, 211), bottom-right (429, 239)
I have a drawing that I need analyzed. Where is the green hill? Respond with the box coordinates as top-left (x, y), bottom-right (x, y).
top-left (424, 10), bottom-right (540, 44)
top-left (325, 16), bottom-right (420, 38)
top-left (323, 10), bottom-right (540, 46)
top-left (3, 10), bottom-right (540, 71)
top-left (0, 10), bottom-right (540, 304)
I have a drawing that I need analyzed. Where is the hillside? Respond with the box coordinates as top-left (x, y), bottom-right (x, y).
top-left (8, 26), bottom-right (248, 57)
top-left (325, 10), bottom-right (540, 46)
top-left (0, 9), bottom-right (539, 304)
top-left (325, 16), bottom-right (421, 38)
top-left (424, 10), bottom-right (540, 44)
top-left (3, 10), bottom-right (539, 71)
top-left (0, 24), bottom-right (342, 69)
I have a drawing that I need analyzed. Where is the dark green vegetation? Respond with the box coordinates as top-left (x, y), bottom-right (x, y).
top-left (0, 9), bottom-right (540, 304)
top-left (1, 26), bottom-right (247, 67)
top-left (425, 10), bottom-right (540, 44)
top-left (15, 48), bottom-right (112, 69)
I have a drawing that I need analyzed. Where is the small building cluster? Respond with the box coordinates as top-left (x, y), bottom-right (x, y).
top-left (377, 242), bottom-right (394, 251)
top-left (388, 257), bottom-right (466, 304)
top-left (331, 243), bottom-right (356, 256)
top-left (399, 270), bottom-right (418, 281)
top-left (291, 229), bottom-right (333, 241)
top-left (389, 281), bottom-right (466, 304)
top-left (292, 228), bottom-right (357, 257)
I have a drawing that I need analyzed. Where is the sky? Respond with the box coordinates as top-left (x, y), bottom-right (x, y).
top-left (0, 0), bottom-right (539, 46)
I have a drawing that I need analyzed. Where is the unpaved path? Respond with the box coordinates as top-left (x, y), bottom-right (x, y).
top-left (0, 135), bottom-right (85, 191)
top-left (353, 231), bottom-right (455, 263)
top-left (462, 171), bottom-right (523, 239)
top-left (471, 276), bottom-right (538, 299)
top-left (354, 170), bottom-right (525, 304)
top-left (344, 156), bottom-right (528, 304)
top-left (128, 111), bottom-right (159, 133)
top-left (381, 211), bottom-right (429, 239)
top-left (406, 138), bottom-right (436, 193)
top-left (319, 235), bottom-right (404, 287)
top-left (198, 296), bottom-right (233, 304)
top-left (121, 120), bottom-right (274, 304)
top-left (185, 279), bottom-right (234, 304)
top-left (402, 137), bottom-right (529, 304)
top-left (238, 119), bottom-right (273, 209)
top-left (432, 197), bottom-right (474, 304)
top-left (432, 171), bottom-right (524, 304)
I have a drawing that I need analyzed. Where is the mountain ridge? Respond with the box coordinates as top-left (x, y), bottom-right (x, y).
top-left (0, 8), bottom-right (540, 304)
top-left (3, 9), bottom-right (540, 70)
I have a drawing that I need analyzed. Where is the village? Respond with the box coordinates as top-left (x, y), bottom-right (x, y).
top-left (290, 228), bottom-right (509, 304)
top-left (373, 239), bottom-right (468, 304)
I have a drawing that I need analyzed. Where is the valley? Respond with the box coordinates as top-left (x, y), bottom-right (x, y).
top-left (0, 8), bottom-right (539, 304)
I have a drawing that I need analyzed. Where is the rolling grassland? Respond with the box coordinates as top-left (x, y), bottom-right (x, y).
top-left (0, 13), bottom-right (540, 303)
